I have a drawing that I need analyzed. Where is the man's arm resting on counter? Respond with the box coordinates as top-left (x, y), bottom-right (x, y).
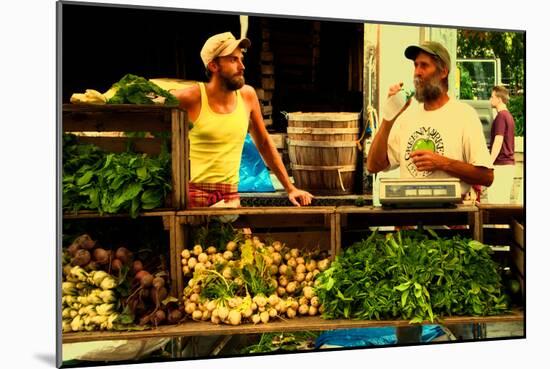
top-left (410, 150), bottom-right (494, 186)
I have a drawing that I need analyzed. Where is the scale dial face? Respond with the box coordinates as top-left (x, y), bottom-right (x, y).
top-left (379, 179), bottom-right (462, 205)
top-left (385, 184), bottom-right (457, 198)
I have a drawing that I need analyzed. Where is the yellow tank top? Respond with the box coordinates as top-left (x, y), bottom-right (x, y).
top-left (189, 83), bottom-right (249, 185)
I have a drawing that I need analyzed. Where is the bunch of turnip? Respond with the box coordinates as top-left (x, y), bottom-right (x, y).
top-left (62, 234), bottom-right (183, 331)
top-left (124, 268), bottom-right (182, 327)
top-left (179, 235), bottom-right (332, 325)
top-left (61, 265), bottom-right (121, 332)
top-left (63, 234), bottom-right (135, 276)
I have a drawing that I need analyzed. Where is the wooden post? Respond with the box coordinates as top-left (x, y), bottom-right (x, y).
top-left (174, 216), bottom-right (185, 298)
top-left (166, 215), bottom-right (178, 297)
top-left (469, 209), bottom-right (482, 242)
top-left (180, 110), bottom-right (190, 209)
top-left (171, 109), bottom-right (182, 209)
top-left (333, 213), bottom-right (341, 258)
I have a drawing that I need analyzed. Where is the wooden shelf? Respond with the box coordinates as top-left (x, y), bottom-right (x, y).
top-left (62, 309), bottom-right (524, 343)
top-left (62, 104), bottom-right (178, 112)
top-left (177, 206), bottom-right (335, 216)
top-left (476, 204), bottom-right (525, 225)
top-left (337, 204), bottom-right (478, 214)
top-left (63, 209), bottom-right (176, 219)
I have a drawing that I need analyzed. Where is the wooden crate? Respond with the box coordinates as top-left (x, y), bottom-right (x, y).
top-left (510, 218), bottom-right (525, 294)
top-left (62, 104), bottom-right (187, 210)
top-left (336, 205), bottom-right (481, 256)
top-left (477, 204), bottom-right (525, 299)
top-left (62, 213), bottom-right (179, 297)
top-left (175, 207), bottom-right (336, 297)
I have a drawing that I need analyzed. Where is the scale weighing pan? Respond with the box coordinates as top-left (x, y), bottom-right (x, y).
top-left (379, 178), bottom-right (462, 207)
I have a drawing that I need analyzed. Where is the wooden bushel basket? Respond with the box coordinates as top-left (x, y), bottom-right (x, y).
top-left (286, 112), bottom-right (360, 195)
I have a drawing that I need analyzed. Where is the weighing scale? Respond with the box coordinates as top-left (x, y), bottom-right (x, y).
top-left (379, 178), bottom-right (462, 207)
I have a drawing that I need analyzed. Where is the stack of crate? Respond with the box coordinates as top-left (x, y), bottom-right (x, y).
top-left (258, 18), bottom-right (274, 127)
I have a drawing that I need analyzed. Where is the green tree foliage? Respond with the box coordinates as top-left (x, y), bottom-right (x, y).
top-left (458, 67), bottom-right (474, 100)
top-left (458, 30), bottom-right (525, 136)
top-left (509, 96), bottom-right (525, 136)
top-left (457, 30), bottom-right (525, 93)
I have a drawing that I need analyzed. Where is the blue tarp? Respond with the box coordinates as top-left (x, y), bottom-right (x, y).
top-left (238, 133), bottom-right (275, 192)
top-left (315, 325), bottom-right (445, 348)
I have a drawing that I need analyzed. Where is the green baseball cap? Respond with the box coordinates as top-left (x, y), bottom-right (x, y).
top-left (405, 41), bottom-right (451, 71)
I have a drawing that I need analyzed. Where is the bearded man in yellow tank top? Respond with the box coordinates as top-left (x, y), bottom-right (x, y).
top-left (171, 32), bottom-right (313, 208)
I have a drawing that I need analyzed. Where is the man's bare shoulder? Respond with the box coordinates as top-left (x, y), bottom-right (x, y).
top-left (240, 84), bottom-right (258, 99)
top-left (172, 83), bottom-right (201, 111)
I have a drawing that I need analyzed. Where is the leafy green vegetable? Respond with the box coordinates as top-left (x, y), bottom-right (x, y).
top-left (62, 134), bottom-right (172, 217)
top-left (315, 229), bottom-right (510, 323)
top-left (106, 74), bottom-right (179, 106)
top-left (241, 332), bottom-right (319, 353)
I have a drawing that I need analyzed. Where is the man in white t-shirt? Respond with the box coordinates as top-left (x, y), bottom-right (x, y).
top-left (367, 41), bottom-right (494, 196)
top-left (366, 41), bottom-right (494, 343)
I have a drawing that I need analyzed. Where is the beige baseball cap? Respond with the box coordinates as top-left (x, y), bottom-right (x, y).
top-left (200, 32), bottom-right (251, 67)
top-left (405, 41), bottom-right (451, 71)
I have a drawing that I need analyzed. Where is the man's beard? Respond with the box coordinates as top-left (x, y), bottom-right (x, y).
top-left (414, 73), bottom-right (444, 102)
top-left (220, 72), bottom-right (245, 91)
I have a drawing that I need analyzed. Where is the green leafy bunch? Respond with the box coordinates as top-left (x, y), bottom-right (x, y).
top-left (241, 331), bottom-right (319, 353)
top-left (107, 74), bottom-right (179, 106)
top-left (315, 229), bottom-right (510, 323)
top-left (63, 134), bottom-right (172, 217)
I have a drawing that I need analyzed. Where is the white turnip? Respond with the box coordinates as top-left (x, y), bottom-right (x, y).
top-left (285, 281), bottom-right (297, 294)
top-left (228, 310), bottom-right (242, 325)
top-left (226, 241), bottom-right (237, 252)
top-left (223, 250), bottom-right (233, 260)
top-left (184, 302), bottom-right (196, 315)
top-left (217, 306), bottom-right (229, 320)
top-left (286, 307), bottom-right (296, 318)
top-left (268, 294), bottom-right (279, 306)
top-left (193, 245), bottom-right (203, 256)
top-left (310, 296), bottom-right (320, 307)
top-left (298, 304), bottom-right (309, 315)
top-left (296, 264), bottom-right (306, 274)
top-left (191, 310), bottom-right (202, 320)
top-left (287, 258), bottom-right (297, 268)
top-left (260, 311), bottom-right (270, 323)
top-left (278, 275), bottom-right (289, 288)
top-left (272, 252), bottom-right (282, 265)
top-left (197, 253), bottom-right (208, 263)
top-left (187, 257), bottom-right (197, 269)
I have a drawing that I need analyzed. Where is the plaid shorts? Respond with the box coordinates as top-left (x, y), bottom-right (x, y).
top-left (188, 182), bottom-right (240, 208)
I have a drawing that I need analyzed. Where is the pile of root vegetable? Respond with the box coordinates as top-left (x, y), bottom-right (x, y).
top-left (180, 235), bottom-right (331, 325)
top-left (62, 234), bottom-right (179, 332)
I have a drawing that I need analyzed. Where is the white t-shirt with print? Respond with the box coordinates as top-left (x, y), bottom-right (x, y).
top-left (386, 98), bottom-right (493, 195)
